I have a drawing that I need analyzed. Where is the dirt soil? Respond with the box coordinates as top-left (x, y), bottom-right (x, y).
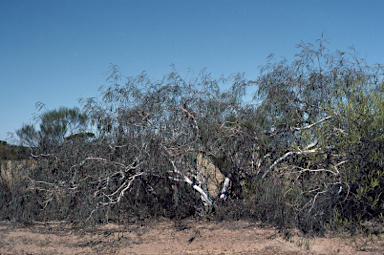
top-left (1, 218), bottom-right (384, 255)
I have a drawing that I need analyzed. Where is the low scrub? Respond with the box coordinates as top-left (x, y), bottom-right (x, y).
top-left (3, 38), bottom-right (384, 237)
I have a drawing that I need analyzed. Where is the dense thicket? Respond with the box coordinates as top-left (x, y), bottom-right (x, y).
top-left (2, 38), bottom-right (383, 235)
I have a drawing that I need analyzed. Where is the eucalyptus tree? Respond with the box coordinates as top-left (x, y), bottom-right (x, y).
top-left (16, 105), bottom-right (90, 149)
top-left (72, 66), bottom-right (244, 219)
top-left (236, 38), bottom-right (384, 232)
top-left (323, 76), bottom-right (384, 223)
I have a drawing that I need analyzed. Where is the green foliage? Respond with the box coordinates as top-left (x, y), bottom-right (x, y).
top-left (326, 80), bottom-right (384, 223)
top-left (16, 106), bottom-right (89, 148)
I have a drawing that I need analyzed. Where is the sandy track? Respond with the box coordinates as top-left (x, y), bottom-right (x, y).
top-left (1, 219), bottom-right (383, 254)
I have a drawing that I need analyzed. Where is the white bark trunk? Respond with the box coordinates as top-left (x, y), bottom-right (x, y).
top-left (219, 177), bottom-right (231, 200)
top-left (167, 155), bottom-right (212, 208)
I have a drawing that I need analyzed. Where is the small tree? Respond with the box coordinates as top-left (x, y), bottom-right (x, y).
top-left (325, 78), bottom-right (384, 224)
top-left (238, 38), bottom-right (384, 233)
top-left (16, 105), bottom-right (90, 149)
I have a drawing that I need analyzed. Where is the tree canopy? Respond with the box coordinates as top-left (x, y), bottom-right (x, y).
top-left (16, 105), bottom-right (90, 148)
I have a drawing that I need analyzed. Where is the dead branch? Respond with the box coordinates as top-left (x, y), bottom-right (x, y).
top-left (262, 148), bottom-right (319, 179)
top-left (291, 116), bottom-right (332, 131)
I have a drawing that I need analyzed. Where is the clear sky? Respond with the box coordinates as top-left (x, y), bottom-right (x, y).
top-left (1, 0), bottom-right (383, 142)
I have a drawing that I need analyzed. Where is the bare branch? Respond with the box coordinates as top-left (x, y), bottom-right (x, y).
top-left (291, 116), bottom-right (332, 131)
top-left (281, 166), bottom-right (338, 176)
top-left (219, 177), bottom-right (231, 200)
top-left (262, 147), bottom-right (319, 179)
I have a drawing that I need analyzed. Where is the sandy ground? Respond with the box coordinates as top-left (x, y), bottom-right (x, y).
top-left (0, 218), bottom-right (384, 255)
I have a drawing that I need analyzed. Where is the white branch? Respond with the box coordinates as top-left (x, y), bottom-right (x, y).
top-left (161, 144), bottom-right (212, 208)
top-left (262, 148), bottom-right (319, 179)
top-left (109, 172), bottom-right (144, 203)
top-left (333, 160), bottom-right (347, 175)
top-left (168, 158), bottom-right (212, 208)
top-left (79, 157), bottom-right (108, 166)
top-left (282, 167), bottom-right (338, 177)
top-left (291, 116), bottom-right (332, 131)
top-left (304, 139), bottom-right (318, 150)
top-left (219, 177), bottom-right (231, 200)
top-left (185, 163), bottom-right (208, 194)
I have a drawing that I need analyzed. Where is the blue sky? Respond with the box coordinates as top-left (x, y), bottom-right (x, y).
top-left (1, 0), bottom-right (383, 142)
